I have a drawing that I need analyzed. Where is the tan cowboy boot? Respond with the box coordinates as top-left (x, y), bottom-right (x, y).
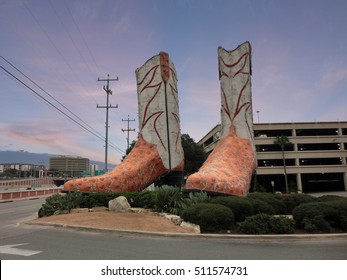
top-left (185, 42), bottom-right (257, 196)
top-left (64, 52), bottom-right (184, 193)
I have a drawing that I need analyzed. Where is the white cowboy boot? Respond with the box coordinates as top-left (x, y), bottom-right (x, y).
top-left (64, 52), bottom-right (184, 193)
top-left (185, 42), bottom-right (257, 196)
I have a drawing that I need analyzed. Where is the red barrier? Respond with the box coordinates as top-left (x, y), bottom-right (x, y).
top-left (0, 187), bottom-right (62, 201)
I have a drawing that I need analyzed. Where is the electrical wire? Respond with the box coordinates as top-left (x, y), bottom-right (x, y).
top-left (0, 64), bottom-right (125, 155)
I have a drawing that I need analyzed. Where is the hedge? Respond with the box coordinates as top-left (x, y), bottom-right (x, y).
top-left (210, 196), bottom-right (254, 222)
top-left (247, 193), bottom-right (287, 214)
top-left (239, 213), bottom-right (295, 234)
top-left (181, 203), bottom-right (235, 233)
top-left (293, 200), bottom-right (347, 231)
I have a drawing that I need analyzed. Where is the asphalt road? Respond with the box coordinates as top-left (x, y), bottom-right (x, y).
top-left (1, 198), bottom-right (347, 260)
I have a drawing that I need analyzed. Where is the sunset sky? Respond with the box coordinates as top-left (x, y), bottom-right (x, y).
top-left (1, 0), bottom-right (347, 164)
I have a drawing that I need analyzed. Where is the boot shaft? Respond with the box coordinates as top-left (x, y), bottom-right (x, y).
top-left (135, 52), bottom-right (184, 170)
top-left (218, 42), bottom-right (254, 146)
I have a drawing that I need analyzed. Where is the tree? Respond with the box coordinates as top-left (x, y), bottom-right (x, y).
top-left (121, 134), bottom-right (207, 175)
top-left (274, 135), bottom-right (293, 193)
top-left (121, 140), bottom-right (136, 161)
top-left (181, 134), bottom-right (207, 175)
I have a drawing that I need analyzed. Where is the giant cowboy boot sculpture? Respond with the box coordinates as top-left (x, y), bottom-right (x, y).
top-left (64, 52), bottom-right (184, 193)
top-left (185, 42), bottom-right (257, 196)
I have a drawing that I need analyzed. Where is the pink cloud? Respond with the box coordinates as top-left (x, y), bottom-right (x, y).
top-left (0, 120), bottom-right (118, 163)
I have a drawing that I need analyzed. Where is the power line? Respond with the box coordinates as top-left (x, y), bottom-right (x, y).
top-left (48, 0), bottom-right (95, 78)
top-left (22, 0), bottom-right (98, 105)
top-left (0, 65), bottom-right (102, 139)
top-left (63, 0), bottom-right (101, 75)
top-left (0, 64), bottom-right (125, 155)
top-left (0, 56), bottom-right (102, 140)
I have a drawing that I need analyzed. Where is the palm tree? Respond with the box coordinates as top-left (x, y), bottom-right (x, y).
top-left (274, 135), bottom-right (293, 193)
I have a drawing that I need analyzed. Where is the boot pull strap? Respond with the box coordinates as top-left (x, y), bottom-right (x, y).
top-left (160, 51), bottom-right (170, 83)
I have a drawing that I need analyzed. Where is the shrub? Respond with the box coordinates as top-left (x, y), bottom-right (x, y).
top-left (178, 191), bottom-right (211, 212)
top-left (181, 203), bottom-right (235, 233)
top-left (316, 195), bottom-right (347, 203)
top-left (329, 200), bottom-right (347, 229)
top-left (248, 198), bottom-right (275, 215)
top-left (239, 214), bottom-right (295, 234)
top-left (239, 213), bottom-right (272, 234)
top-left (128, 191), bottom-right (157, 208)
top-left (64, 191), bottom-right (86, 209)
top-left (211, 196), bottom-right (254, 222)
top-left (279, 193), bottom-right (316, 214)
top-left (247, 193), bottom-right (287, 214)
top-left (38, 192), bottom-right (86, 217)
top-left (79, 192), bottom-right (120, 208)
top-left (39, 194), bottom-right (66, 217)
top-left (269, 216), bottom-right (295, 234)
top-left (292, 201), bottom-right (347, 230)
top-left (303, 215), bottom-right (332, 233)
top-left (340, 216), bottom-right (347, 231)
top-left (153, 185), bottom-right (184, 214)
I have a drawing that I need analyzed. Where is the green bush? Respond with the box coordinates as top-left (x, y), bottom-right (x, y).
top-left (279, 193), bottom-right (316, 213)
top-left (128, 191), bottom-right (157, 208)
top-left (39, 192), bottom-right (86, 217)
top-left (247, 193), bottom-right (287, 214)
top-left (211, 196), bottom-right (254, 222)
top-left (340, 216), bottom-right (347, 231)
top-left (329, 200), bottom-right (347, 229)
top-left (303, 215), bottom-right (332, 233)
top-left (39, 194), bottom-right (65, 217)
top-left (78, 192), bottom-right (120, 208)
top-left (239, 214), bottom-right (295, 234)
top-left (248, 198), bottom-right (275, 215)
top-left (292, 201), bottom-right (347, 230)
top-left (181, 203), bottom-right (235, 233)
top-left (239, 213), bottom-right (272, 234)
top-left (269, 216), bottom-right (295, 234)
top-left (153, 185), bottom-right (184, 214)
top-left (316, 195), bottom-right (347, 203)
top-left (178, 191), bottom-right (211, 211)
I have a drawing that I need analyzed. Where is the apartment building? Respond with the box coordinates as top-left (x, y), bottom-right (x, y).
top-left (198, 121), bottom-right (347, 193)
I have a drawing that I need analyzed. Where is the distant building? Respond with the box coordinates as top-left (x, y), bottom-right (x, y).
top-left (49, 155), bottom-right (89, 177)
top-left (198, 121), bottom-right (347, 193)
top-left (0, 163), bottom-right (45, 177)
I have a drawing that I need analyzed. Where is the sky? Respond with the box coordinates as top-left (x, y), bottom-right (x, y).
top-left (1, 0), bottom-right (347, 165)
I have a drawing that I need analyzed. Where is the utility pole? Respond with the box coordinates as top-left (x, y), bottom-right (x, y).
top-left (122, 115), bottom-right (135, 150)
top-left (97, 74), bottom-right (118, 172)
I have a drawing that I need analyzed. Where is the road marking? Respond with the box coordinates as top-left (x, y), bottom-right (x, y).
top-left (0, 243), bottom-right (42, 256)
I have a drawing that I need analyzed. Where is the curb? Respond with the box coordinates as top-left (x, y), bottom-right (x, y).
top-left (26, 221), bottom-right (347, 240)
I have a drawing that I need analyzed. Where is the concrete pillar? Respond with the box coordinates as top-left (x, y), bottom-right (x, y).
top-left (296, 173), bottom-right (303, 193)
top-left (343, 172), bottom-right (347, 191)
